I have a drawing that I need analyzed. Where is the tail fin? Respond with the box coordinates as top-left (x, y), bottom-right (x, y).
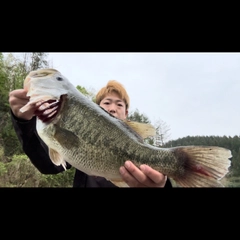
top-left (171, 146), bottom-right (232, 187)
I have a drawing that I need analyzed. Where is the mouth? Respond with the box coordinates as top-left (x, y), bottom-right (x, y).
top-left (34, 95), bottom-right (64, 123)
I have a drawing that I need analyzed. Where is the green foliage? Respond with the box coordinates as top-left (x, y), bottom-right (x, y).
top-left (0, 53), bottom-right (50, 157)
top-left (0, 53), bottom-right (24, 156)
top-left (0, 154), bottom-right (41, 187)
top-left (0, 154), bottom-right (75, 187)
top-left (0, 162), bottom-right (7, 177)
top-left (76, 85), bottom-right (96, 101)
top-left (128, 108), bottom-right (150, 123)
top-left (76, 85), bottom-right (89, 96)
top-left (38, 167), bottom-right (75, 187)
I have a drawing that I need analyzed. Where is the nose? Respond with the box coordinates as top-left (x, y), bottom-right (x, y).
top-left (109, 108), bottom-right (116, 113)
top-left (108, 104), bottom-right (116, 113)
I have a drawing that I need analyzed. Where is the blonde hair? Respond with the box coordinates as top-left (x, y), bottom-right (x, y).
top-left (96, 80), bottom-right (130, 110)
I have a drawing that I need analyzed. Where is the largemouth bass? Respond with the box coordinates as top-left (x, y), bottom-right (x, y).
top-left (20, 68), bottom-right (232, 187)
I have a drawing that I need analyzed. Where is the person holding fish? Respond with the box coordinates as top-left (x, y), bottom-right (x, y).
top-left (9, 75), bottom-right (172, 188)
top-left (9, 69), bottom-right (232, 187)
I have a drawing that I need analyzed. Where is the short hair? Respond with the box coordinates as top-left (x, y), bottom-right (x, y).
top-left (95, 80), bottom-right (130, 110)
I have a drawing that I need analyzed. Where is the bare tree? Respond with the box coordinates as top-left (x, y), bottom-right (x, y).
top-left (29, 52), bottom-right (49, 71)
top-left (153, 119), bottom-right (171, 146)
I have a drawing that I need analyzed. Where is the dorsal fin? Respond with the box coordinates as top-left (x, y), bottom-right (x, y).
top-left (123, 120), bottom-right (156, 139)
top-left (99, 105), bottom-right (156, 139)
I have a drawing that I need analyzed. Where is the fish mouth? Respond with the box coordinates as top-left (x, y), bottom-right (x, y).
top-left (34, 95), bottom-right (65, 123)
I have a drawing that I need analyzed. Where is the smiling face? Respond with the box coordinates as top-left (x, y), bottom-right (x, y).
top-left (99, 92), bottom-right (128, 120)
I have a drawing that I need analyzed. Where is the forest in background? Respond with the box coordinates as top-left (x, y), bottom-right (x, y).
top-left (0, 52), bottom-right (239, 187)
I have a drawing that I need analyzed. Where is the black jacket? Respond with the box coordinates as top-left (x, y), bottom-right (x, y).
top-left (11, 111), bottom-right (172, 188)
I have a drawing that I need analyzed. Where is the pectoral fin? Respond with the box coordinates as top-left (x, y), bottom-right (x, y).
top-left (49, 148), bottom-right (67, 170)
top-left (47, 125), bottom-right (80, 171)
top-left (54, 124), bottom-right (80, 149)
top-left (124, 120), bottom-right (156, 139)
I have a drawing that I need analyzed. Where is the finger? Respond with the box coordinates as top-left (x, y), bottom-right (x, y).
top-left (9, 89), bottom-right (29, 101)
top-left (120, 161), bottom-right (155, 187)
top-left (119, 165), bottom-right (141, 187)
top-left (119, 163), bottom-right (149, 187)
top-left (9, 97), bottom-right (28, 110)
top-left (9, 92), bottom-right (37, 120)
top-left (140, 164), bottom-right (167, 186)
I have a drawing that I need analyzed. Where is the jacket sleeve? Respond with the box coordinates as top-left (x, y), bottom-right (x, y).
top-left (10, 110), bottom-right (71, 174)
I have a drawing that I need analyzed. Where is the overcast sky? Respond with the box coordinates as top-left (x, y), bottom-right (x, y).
top-left (30, 53), bottom-right (240, 140)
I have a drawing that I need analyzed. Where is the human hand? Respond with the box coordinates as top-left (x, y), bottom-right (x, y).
top-left (119, 161), bottom-right (167, 187)
top-left (9, 89), bottom-right (36, 120)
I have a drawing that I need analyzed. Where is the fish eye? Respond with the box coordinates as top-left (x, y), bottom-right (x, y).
top-left (56, 77), bottom-right (63, 81)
